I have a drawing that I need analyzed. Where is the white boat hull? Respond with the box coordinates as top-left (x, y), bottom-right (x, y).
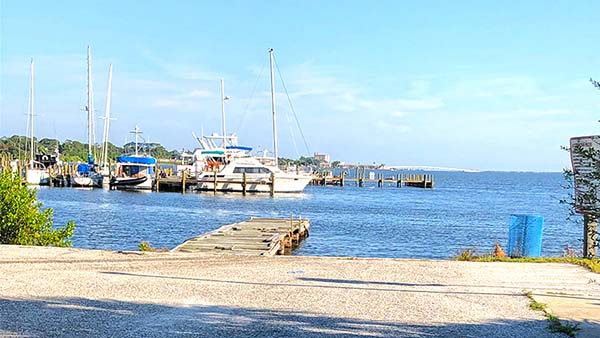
top-left (25, 169), bottom-right (50, 186)
top-left (70, 174), bottom-right (103, 188)
top-left (197, 174), bottom-right (311, 193)
top-left (111, 176), bottom-right (154, 190)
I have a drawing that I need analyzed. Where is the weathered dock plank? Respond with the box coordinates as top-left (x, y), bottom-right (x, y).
top-left (172, 217), bottom-right (310, 256)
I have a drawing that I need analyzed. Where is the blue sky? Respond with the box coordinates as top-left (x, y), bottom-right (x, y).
top-left (1, 1), bottom-right (599, 171)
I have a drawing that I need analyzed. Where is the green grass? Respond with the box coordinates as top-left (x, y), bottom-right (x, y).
top-left (454, 249), bottom-right (600, 273)
top-left (546, 313), bottom-right (580, 337)
top-left (524, 291), bottom-right (547, 311)
top-left (523, 291), bottom-right (580, 337)
top-left (138, 241), bottom-right (169, 252)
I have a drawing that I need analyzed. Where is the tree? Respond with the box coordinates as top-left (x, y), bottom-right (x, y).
top-left (0, 170), bottom-right (75, 246)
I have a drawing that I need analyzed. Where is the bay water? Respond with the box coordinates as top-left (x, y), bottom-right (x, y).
top-left (36, 171), bottom-right (581, 259)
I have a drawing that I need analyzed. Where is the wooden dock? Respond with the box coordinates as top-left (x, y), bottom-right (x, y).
top-left (312, 168), bottom-right (434, 189)
top-left (172, 217), bottom-right (310, 256)
top-left (155, 175), bottom-right (198, 193)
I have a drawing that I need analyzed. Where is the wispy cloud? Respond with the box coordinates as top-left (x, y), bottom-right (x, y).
top-left (150, 89), bottom-right (213, 110)
top-left (277, 63), bottom-right (443, 123)
top-left (376, 120), bottom-right (410, 133)
top-left (444, 76), bottom-right (542, 99)
top-left (137, 48), bottom-right (221, 81)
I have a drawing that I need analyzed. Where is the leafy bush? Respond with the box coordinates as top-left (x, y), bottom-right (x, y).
top-left (0, 170), bottom-right (75, 246)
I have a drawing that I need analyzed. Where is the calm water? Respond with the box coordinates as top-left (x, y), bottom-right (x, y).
top-left (36, 171), bottom-right (581, 259)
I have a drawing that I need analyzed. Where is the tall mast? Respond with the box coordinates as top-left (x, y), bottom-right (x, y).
top-left (101, 64), bottom-right (113, 166)
top-left (86, 46), bottom-right (94, 160)
top-left (130, 126), bottom-right (142, 156)
top-left (220, 78), bottom-right (228, 147)
top-left (269, 48), bottom-right (278, 167)
top-left (29, 58), bottom-right (35, 169)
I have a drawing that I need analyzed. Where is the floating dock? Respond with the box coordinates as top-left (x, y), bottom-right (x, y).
top-left (172, 217), bottom-right (310, 256)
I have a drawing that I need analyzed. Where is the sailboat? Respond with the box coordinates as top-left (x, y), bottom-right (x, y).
top-left (194, 49), bottom-right (312, 193)
top-left (110, 126), bottom-right (157, 190)
top-left (25, 58), bottom-right (51, 186)
top-left (70, 46), bottom-right (103, 188)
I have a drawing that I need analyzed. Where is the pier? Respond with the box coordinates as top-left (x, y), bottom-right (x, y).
top-left (173, 217), bottom-right (310, 256)
top-left (312, 168), bottom-right (434, 189)
top-left (155, 174), bottom-right (198, 193)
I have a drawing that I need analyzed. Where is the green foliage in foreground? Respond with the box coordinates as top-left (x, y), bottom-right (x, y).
top-left (455, 249), bottom-right (600, 273)
top-left (0, 171), bottom-right (75, 246)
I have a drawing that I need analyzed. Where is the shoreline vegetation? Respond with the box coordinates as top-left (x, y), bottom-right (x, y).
top-left (0, 170), bottom-right (75, 247)
top-left (455, 247), bottom-right (600, 273)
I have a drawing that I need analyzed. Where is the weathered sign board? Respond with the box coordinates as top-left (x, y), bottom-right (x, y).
top-left (569, 135), bottom-right (600, 214)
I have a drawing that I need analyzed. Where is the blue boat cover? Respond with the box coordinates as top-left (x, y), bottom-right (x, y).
top-left (226, 146), bottom-right (253, 151)
top-left (117, 156), bottom-right (156, 165)
top-left (77, 163), bottom-right (92, 173)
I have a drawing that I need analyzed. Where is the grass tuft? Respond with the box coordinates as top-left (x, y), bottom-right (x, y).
top-left (455, 248), bottom-right (476, 261)
top-left (524, 291), bottom-right (546, 311)
top-left (546, 313), bottom-right (580, 337)
top-left (138, 241), bottom-right (169, 252)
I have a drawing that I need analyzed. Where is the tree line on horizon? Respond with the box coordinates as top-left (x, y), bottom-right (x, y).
top-left (0, 135), bottom-right (327, 166)
top-left (0, 135), bottom-right (179, 163)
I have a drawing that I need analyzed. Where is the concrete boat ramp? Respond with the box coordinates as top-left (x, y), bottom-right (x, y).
top-left (173, 217), bottom-right (310, 256)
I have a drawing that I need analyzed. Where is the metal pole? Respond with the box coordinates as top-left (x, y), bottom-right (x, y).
top-left (29, 58), bottom-right (34, 169)
top-left (269, 48), bottom-right (278, 167)
top-left (220, 78), bottom-right (227, 147)
top-left (87, 46), bottom-right (93, 158)
top-left (102, 64), bottom-right (113, 166)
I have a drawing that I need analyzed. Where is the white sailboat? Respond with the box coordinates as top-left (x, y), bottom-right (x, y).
top-left (25, 58), bottom-right (51, 186)
top-left (70, 46), bottom-right (103, 188)
top-left (194, 49), bottom-right (312, 193)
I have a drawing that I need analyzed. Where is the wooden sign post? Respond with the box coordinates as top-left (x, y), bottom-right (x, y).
top-left (570, 135), bottom-right (600, 258)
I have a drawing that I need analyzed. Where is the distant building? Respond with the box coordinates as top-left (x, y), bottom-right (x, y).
top-left (314, 152), bottom-right (330, 163)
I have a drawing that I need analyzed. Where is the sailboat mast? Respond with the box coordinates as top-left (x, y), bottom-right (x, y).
top-left (86, 46), bottom-right (93, 157)
top-left (220, 78), bottom-right (226, 147)
top-left (269, 48), bottom-right (278, 167)
top-left (130, 126), bottom-right (141, 156)
top-left (101, 64), bottom-right (113, 166)
top-left (30, 58), bottom-right (35, 169)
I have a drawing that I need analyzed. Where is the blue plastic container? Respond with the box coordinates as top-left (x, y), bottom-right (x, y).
top-left (507, 214), bottom-right (544, 257)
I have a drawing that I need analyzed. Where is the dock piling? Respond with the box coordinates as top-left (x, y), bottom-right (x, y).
top-left (242, 172), bottom-right (247, 195)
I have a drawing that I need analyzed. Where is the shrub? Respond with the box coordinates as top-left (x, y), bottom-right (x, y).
top-left (0, 170), bottom-right (75, 246)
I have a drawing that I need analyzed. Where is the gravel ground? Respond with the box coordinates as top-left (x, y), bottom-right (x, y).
top-left (0, 245), bottom-right (598, 338)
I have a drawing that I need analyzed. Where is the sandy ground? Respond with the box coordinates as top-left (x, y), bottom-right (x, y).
top-left (0, 245), bottom-right (599, 338)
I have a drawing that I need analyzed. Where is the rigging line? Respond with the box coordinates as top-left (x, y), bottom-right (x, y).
top-left (273, 56), bottom-right (311, 156)
top-left (235, 62), bottom-right (266, 134)
top-left (283, 104), bottom-right (300, 158)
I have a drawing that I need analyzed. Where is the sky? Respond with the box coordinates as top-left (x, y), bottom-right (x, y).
top-left (1, 1), bottom-right (599, 171)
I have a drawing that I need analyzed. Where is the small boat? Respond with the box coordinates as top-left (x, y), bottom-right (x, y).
top-left (70, 159), bottom-right (103, 188)
top-left (110, 155), bottom-right (156, 190)
top-left (110, 126), bottom-right (156, 190)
